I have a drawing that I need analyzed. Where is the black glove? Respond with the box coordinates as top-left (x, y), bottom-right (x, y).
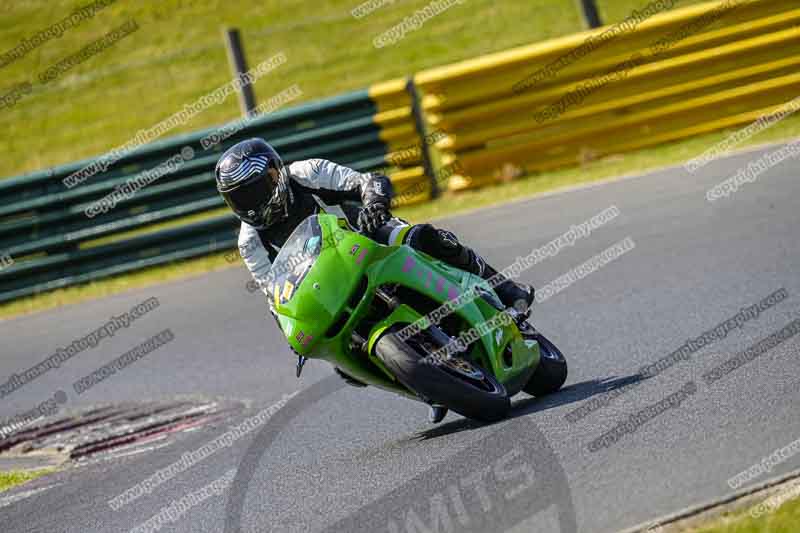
top-left (334, 367), bottom-right (368, 387)
top-left (357, 203), bottom-right (391, 235)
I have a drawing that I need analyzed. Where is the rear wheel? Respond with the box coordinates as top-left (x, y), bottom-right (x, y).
top-left (523, 333), bottom-right (568, 397)
top-left (374, 326), bottom-right (510, 422)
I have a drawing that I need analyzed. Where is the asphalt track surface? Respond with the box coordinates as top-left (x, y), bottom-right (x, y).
top-left (1, 143), bottom-right (799, 533)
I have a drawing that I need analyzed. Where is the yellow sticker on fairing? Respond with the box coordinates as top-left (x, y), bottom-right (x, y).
top-left (282, 281), bottom-right (295, 302)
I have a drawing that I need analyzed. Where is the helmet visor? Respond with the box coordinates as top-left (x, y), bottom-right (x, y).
top-left (220, 167), bottom-right (287, 228)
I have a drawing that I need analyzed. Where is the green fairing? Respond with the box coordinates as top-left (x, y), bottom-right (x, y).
top-left (272, 214), bottom-right (540, 400)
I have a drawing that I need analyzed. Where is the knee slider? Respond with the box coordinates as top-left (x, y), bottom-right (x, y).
top-left (406, 224), bottom-right (474, 270)
top-left (405, 224), bottom-right (441, 254)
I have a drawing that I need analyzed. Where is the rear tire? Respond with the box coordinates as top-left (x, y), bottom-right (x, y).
top-left (523, 333), bottom-right (568, 397)
top-left (374, 326), bottom-right (510, 423)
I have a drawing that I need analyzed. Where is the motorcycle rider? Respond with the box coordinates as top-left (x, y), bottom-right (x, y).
top-left (216, 138), bottom-right (534, 423)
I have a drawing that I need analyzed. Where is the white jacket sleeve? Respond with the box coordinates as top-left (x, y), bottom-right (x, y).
top-left (238, 222), bottom-right (275, 296)
top-left (288, 158), bottom-right (369, 192)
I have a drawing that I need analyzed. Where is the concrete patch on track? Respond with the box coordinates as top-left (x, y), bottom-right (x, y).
top-left (0, 398), bottom-right (242, 468)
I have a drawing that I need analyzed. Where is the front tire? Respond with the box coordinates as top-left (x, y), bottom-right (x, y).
top-left (374, 326), bottom-right (510, 423)
top-left (523, 333), bottom-right (568, 397)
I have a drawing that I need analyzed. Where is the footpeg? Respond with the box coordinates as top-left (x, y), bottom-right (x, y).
top-left (429, 405), bottom-right (448, 424)
top-left (296, 355), bottom-right (307, 377)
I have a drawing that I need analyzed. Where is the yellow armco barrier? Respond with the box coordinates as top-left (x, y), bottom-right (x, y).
top-left (411, 0), bottom-right (800, 191)
top-left (368, 79), bottom-right (430, 206)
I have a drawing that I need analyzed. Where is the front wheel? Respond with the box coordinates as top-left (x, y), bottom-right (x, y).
top-left (523, 333), bottom-right (568, 397)
top-left (374, 326), bottom-right (510, 423)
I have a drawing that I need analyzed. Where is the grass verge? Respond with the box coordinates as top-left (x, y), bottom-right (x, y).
top-left (686, 491), bottom-right (800, 532)
top-left (1, 111), bottom-right (798, 321)
top-left (0, 0), bottom-right (711, 178)
top-left (0, 469), bottom-right (55, 494)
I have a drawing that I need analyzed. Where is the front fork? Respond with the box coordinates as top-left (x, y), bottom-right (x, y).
top-left (367, 286), bottom-right (456, 356)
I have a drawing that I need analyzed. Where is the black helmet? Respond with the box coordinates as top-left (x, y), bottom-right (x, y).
top-left (215, 138), bottom-right (289, 228)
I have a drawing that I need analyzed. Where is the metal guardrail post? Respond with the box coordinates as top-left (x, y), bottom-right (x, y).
top-left (223, 28), bottom-right (258, 117)
top-left (575, 0), bottom-right (603, 28)
top-left (405, 77), bottom-right (440, 199)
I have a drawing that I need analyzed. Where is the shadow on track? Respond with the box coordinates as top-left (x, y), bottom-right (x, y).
top-left (225, 373), bottom-right (594, 532)
top-left (412, 374), bottom-right (645, 441)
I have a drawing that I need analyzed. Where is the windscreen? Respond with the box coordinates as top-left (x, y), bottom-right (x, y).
top-left (267, 216), bottom-right (324, 306)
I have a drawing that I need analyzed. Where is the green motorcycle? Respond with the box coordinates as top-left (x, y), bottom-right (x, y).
top-left (266, 214), bottom-right (567, 422)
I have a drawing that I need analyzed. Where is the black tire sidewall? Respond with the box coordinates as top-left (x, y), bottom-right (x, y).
top-left (523, 333), bottom-right (568, 397)
top-left (374, 327), bottom-right (510, 422)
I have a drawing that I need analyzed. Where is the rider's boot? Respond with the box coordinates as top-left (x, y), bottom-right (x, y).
top-left (477, 255), bottom-right (535, 314)
top-left (429, 405), bottom-right (448, 424)
top-left (455, 246), bottom-right (535, 314)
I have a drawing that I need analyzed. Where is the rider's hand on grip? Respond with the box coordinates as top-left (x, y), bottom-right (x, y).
top-left (357, 203), bottom-right (390, 235)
